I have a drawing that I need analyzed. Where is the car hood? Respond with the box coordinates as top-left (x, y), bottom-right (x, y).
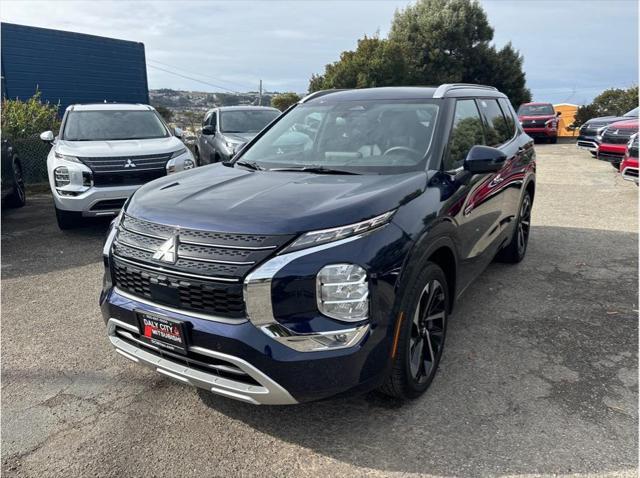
top-left (55, 136), bottom-right (184, 157)
top-left (583, 115), bottom-right (633, 127)
top-left (518, 115), bottom-right (555, 122)
top-left (222, 132), bottom-right (257, 143)
top-left (606, 119), bottom-right (639, 130)
top-left (126, 164), bottom-right (427, 235)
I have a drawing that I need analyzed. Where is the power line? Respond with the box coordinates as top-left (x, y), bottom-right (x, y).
top-left (147, 64), bottom-right (242, 94)
top-left (147, 59), bottom-right (258, 93)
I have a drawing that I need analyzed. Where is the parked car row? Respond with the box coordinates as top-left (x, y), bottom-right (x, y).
top-left (39, 103), bottom-right (280, 229)
top-left (572, 106), bottom-right (639, 184)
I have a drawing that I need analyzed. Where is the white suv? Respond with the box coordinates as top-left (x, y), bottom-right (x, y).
top-left (41, 103), bottom-right (195, 229)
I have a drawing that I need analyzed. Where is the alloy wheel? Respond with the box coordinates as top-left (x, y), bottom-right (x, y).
top-left (409, 279), bottom-right (446, 383)
top-left (517, 195), bottom-right (531, 257)
top-left (13, 162), bottom-right (25, 203)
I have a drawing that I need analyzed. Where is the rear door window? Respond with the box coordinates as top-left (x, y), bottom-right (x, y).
top-left (478, 99), bottom-right (512, 146)
top-left (444, 99), bottom-right (485, 170)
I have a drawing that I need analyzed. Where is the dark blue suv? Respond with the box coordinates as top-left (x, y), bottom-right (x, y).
top-left (101, 84), bottom-right (536, 404)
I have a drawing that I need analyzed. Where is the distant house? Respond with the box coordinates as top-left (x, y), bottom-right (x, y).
top-left (1, 22), bottom-right (149, 113)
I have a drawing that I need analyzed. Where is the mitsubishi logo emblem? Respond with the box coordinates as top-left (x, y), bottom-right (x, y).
top-left (124, 159), bottom-right (137, 168)
top-left (613, 129), bottom-right (619, 135)
top-left (153, 235), bottom-right (178, 264)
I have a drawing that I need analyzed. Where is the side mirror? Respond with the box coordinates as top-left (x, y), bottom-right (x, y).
top-left (173, 127), bottom-right (184, 138)
top-left (463, 145), bottom-right (507, 174)
top-left (202, 125), bottom-right (216, 136)
top-left (556, 111), bottom-right (562, 117)
top-left (40, 131), bottom-right (54, 142)
top-left (233, 141), bottom-right (248, 156)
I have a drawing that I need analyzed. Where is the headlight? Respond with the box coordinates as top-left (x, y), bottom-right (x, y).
top-left (170, 147), bottom-right (188, 158)
top-left (54, 166), bottom-right (70, 186)
top-left (316, 264), bottom-right (368, 322)
top-left (54, 152), bottom-right (80, 163)
top-left (286, 210), bottom-right (395, 252)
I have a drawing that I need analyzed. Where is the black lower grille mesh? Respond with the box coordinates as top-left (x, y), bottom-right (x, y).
top-left (112, 259), bottom-right (245, 318)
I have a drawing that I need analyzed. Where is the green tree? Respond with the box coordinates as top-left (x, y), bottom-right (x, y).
top-left (309, 0), bottom-right (531, 106)
top-left (271, 92), bottom-right (301, 111)
top-left (573, 86), bottom-right (639, 126)
top-left (154, 105), bottom-right (174, 123)
top-left (1, 90), bottom-right (60, 139)
top-left (310, 35), bottom-right (409, 92)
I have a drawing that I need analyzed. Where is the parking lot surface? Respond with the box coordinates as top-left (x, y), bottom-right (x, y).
top-left (2, 143), bottom-right (638, 477)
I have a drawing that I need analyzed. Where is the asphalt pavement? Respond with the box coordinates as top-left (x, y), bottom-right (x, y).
top-left (1, 143), bottom-right (638, 477)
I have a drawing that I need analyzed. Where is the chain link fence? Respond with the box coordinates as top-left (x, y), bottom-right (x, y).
top-left (11, 135), bottom-right (52, 184)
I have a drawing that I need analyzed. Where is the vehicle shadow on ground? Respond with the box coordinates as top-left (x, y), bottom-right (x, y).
top-left (1, 194), bottom-right (111, 279)
top-left (198, 225), bottom-right (638, 476)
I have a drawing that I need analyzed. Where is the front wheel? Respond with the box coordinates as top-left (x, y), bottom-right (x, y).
top-left (55, 206), bottom-right (82, 230)
top-left (379, 262), bottom-right (449, 400)
top-left (6, 160), bottom-right (26, 208)
top-left (549, 136), bottom-right (558, 144)
top-left (496, 192), bottom-right (532, 263)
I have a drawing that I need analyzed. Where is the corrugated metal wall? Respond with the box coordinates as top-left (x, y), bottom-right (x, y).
top-left (1, 22), bottom-right (149, 113)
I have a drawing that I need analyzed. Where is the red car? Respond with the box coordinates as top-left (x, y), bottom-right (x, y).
top-left (620, 133), bottom-right (638, 184)
top-left (597, 119), bottom-right (639, 169)
top-left (517, 103), bottom-right (560, 143)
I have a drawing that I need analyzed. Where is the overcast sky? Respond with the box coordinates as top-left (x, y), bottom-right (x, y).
top-left (2, 0), bottom-right (638, 104)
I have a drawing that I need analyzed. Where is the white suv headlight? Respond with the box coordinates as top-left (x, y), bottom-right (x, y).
top-left (316, 264), bottom-right (368, 322)
top-left (54, 151), bottom-right (81, 163)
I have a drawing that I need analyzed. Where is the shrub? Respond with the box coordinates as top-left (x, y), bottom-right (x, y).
top-left (1, 90), bottom-right (60, 140)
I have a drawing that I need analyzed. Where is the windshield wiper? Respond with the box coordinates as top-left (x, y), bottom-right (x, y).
top-left (269, 166), bottom-right (361, 175)
top-left (235, 160), bottom-right (264, 171)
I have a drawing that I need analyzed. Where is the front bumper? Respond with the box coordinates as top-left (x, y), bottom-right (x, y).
top-left (53, 185), bottom-right (139, 216)
top-left (576, 135), bottom-right (599, 151)
top-left (523, 127), bottom-right (556, 138)
top-left (101, 221), bottom-right (411, 404)
top-left (597, 144), bottom-right (626, 163)
top-left (106, 316), bottom-right (297, 404)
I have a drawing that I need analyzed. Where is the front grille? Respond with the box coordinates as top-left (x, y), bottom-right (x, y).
top-left (522, 120), bottom-right (547, 128)
top-left (79, 152), bottom-right (173, 187)
top-left (112, 258), bottom-right (246, 317)
top-left (601, 129), bottom-right (635, 145)
top-left (110, 213), bottom-right (295, 317)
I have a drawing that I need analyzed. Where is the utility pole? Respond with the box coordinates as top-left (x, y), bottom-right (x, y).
top-left (258, 79), bottom-right (262, 106)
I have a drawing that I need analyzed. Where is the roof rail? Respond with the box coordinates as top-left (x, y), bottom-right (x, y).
top-left (432, 83), bottom-right (498, 99)
top-left (299, 89), bottom-right (346, 103)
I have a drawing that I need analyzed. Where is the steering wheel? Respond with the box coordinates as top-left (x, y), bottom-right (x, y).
top-left (382, 146), bottom-right (423, 163)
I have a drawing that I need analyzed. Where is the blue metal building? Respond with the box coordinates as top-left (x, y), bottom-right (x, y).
top-left (1, 23), bottom-right (149, 113)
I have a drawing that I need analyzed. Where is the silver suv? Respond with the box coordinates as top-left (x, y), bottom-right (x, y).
top-left (195, 106), bottom-right (280, 164)
top-left (41, 103), bottom-right (195, 229)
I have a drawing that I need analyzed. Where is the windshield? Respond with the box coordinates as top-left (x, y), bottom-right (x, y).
top-left (220, 109), bottom-right (280, 133)
top-left (624, 107), bottom-right (639, 117)
top-left (237, 100), bottom-right (440, 174)
top-left (63, 110), bottom-right (169, 141)
top-left (518, 104), bottom-right (555, 116)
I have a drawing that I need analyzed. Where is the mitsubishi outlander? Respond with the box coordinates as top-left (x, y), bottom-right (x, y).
top-left (101, 85), bottom-right (536, 404)
top-left (41, 103), bottom-right (196, 229)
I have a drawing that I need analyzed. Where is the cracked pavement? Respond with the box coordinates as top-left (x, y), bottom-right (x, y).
top-left (1, 143), bottom-right (638, 477)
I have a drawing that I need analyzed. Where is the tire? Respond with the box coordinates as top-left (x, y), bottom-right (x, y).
top-left (496, 191), bottom-right (532, 263)
top-left (55, 206), bottom-right (82, 230)
top-left (213, 152), bottom-right (221, 163)
top-left (379, 262), bottom-right (449, 400)
top-left (590, 152), bottom-right (597, 158)
top-left (6, 159), bottom-right (26, 208)
top-left (194, 147), bottom-right (200, 166)
top-left (611, 161), bottom-right (621, 170)
top-left (550, 136), bottom-right (558, 144)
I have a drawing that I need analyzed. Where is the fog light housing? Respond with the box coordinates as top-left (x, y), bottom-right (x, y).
top-left (183, 158), bottom-right (195, 170)
top-left (316, 264), bottom-right (368, 322)
top-left (54, 166), bottom-right (70, 187)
